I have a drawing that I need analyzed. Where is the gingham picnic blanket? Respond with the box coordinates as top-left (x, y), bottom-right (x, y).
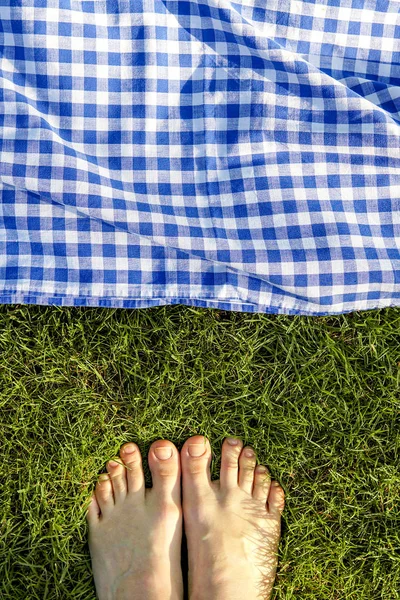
top-left (1, 0), bottom-right (400, 315)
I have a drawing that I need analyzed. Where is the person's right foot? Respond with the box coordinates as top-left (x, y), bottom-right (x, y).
top-left (181, 436), bottom-right (285, 600)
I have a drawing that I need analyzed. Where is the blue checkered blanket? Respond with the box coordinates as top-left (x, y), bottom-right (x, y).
top-left (1, 0), bottom-right (400, 315)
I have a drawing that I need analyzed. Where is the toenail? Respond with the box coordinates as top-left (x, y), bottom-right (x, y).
top-left (99, 473), bottom-right (109, 481)
top-left (244, 449), bottom-right (254, 458)
top-left (227, 437), bottom-right (239, 446)
top-left (123, 444), bottom-right (136, 454)
top-left (257, 466), bottom-right (268, 473)
top-left (154, 446), bottom-right (173, 460)
top-left (108, 459), bottom-right (119, 468)
top-left (188, 444), bottom-right (207, 457)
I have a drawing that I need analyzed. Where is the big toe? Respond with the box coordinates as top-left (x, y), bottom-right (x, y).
top-left (148, 440), bottom-right (181, 506)
top-left (181, 435), bottom-right (213, 501)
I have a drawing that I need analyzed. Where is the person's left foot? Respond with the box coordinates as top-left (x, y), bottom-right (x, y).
top-left (86, 441), bottom-right (183, 600)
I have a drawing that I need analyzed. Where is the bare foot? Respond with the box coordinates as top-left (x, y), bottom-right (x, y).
top-left (86, 441), bottom-right (183, 600)
top-left (181, 436), bottom-right (285, 600)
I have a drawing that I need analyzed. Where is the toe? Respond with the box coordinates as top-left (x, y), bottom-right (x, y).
top-left (120, 442), bottom-right (145, 498)
top-left (181, 435), bottom-right (212, 499)
top-left (86, 493), bottom-right (100, 525)
top-left (106, 456), bottom-right (127, 503)
top-left (252, 465), bottom-right (272, 501)
top-left (238, 446), bottom-right (257, 494)
top-left (220, 437), bottom-right (243, 490)
top-left (95, 473), bottom-right (114, 517)
top-left (268, 481), bottom-right (285, 517)
top-left (148, 440), bottom-right (181, 505)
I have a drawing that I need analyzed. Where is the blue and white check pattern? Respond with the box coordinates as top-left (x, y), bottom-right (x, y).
top-left (1, 0), bottom-right (400, 315)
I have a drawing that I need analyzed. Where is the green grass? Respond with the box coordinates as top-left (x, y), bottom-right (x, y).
top-left (0, 304), bottom-right (399, 599)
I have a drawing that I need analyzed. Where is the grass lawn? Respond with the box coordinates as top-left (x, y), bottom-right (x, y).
top-left (0, 303), bottom-right (399, 599)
